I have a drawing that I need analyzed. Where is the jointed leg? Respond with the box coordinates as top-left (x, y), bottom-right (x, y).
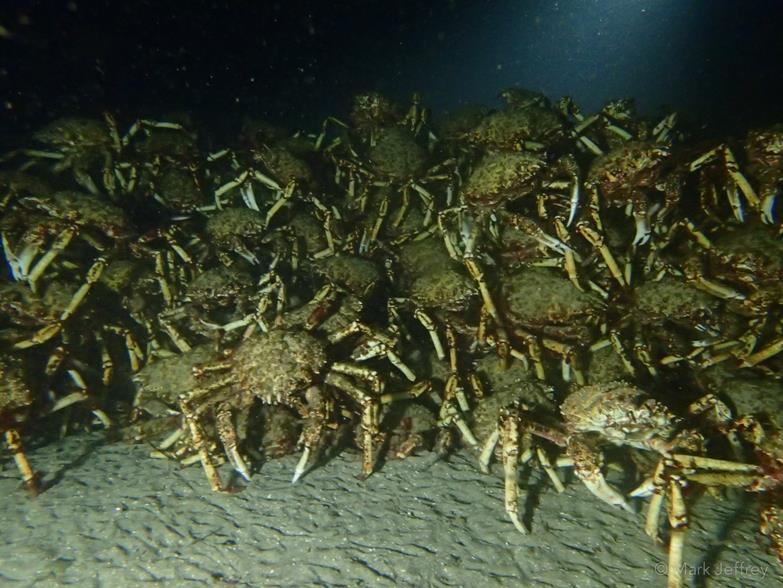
top-left (216, 405), bottom-right (251, 482)
top-left (4, 429), bottom-right (39, 495)
top-left (325, 371), bottom-right (381, 480)
top-left (499, 406), bottom-right (527, 534)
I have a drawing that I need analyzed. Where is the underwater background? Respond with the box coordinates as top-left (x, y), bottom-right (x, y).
top-left (3, 0), bottom-right (783, 139)
top-left (2, 1), bottom-right (783, 587)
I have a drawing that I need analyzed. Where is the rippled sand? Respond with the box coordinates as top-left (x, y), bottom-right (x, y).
top-left (1, 434), bottom-right (780, 587)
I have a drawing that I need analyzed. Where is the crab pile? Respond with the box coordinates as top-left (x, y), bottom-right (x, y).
top-left (2, 91), bottom-right (782, 587)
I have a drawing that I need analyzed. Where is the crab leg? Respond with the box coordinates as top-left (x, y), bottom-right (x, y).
top-left (1, 232), bottom-right (28, 280)
top-left (15, 256), bottom-right (107, 349)
top-left (391, 185), bottom-right (411, 228)
top-left (444, 324), bottom-right (470, 412)
top-left (121, 119), bottom-right (184, 146)
top-left (179, 376), bottom-right (237, 493)
top-left (379, 380), bottom-right (432, 405)
top-left (567, 435), bottom-right (633, 512)
top-left (479, 428), bottom-right (501, 474)
top-left (156, 427), bottom-right (185, 451)
top-left (740, 336), bottom-right (783, 367)
top-left (438, 399), bottom-right (478, 449)
top-left (566, 168), bottom-right (581, 227)
top-left (666, 478), bottom-right (688, 588)
top-left (369, 191), bottom-right (389, 243)
top-left (26, 227), bottom-right (77, 291)
top-left (688, 274), bottom-right (745, 301)
top-left (216, 405), bottom-right (251, 481)
top-left (335, 321), bottom-right (416, 381)
top-left (486, 329), bottom-right (542, 379)
top-left (325, 371), bottom-right (381, 480)
top-left (723, 147), bottom-right (760, 216)
top-left (575, 222), bottom-right (626, 287)
top-left (542, 338), bottom-right (585, 385)
top-left (536, 447), bottom-right (566, 493)
top-left (669, 454), bottom-right (763, 473)
top-left (239, 183), bottom-right (260, 211)
top-left (290, 385), bottom-right (331, 484)
top-left (213, 170), bottom-right (249, 208)
top-left (499, 407), bottom-right (527, 534)
top-left (264, 181), bottom-right (295, 228)
top-left (553, 216), bottom-right (582, 290)
top-left (726, 180), bottom-right (745, 223)
top-left (511, 214), bottom-right (578, 258)
top-left (611, 332), bottom-right (638, 375)
top-left (413, 307), bottom-right (445, 360)
top-left (464, 256), bottom-right (510, 360)
top-left (760, 187), bottom-right (778, 224)
top-left (411, 182), bottom-right (435, 226)
top-left (4, 430), bottom-right (39, 495)
top-left (628, 190), bottom-right (651, 245)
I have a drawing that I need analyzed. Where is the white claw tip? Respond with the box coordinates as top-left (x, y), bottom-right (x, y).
top-left (510, 514), bottom-right (529, 534)
top-left (292, 448), bottom-right (310, 483)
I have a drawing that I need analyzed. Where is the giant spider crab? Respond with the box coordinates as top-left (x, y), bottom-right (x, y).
top-left (506, 380), bottom-right (772, 588)
top-left (437, 151), bottom-right (585, 360)
top-left (178, 294), bottom-right (422, 492)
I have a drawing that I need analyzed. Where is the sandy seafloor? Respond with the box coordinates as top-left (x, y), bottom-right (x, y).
top-left (1, 434), bottom-right (780, 588)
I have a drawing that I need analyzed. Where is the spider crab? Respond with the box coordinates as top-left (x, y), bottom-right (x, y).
top-left (583, 140), bottom-right (677, 249)
top-left (179, 294), bottom-right (422, 492)
top-left (502, 380), bottom-right (764, 588)
top-left (438, 151), bottom-right (584, 359)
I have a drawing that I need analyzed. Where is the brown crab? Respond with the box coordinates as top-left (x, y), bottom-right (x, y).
top-left (178, 290), bottom-right (422, 491)
top-left (498, 265), bottom-right (605, 383)
top-left (334, 125), bottom-right (452, 249)
top-left (684, 223), bottom-right (783, 370)
top-left (518, 380), bottom-right (760, 588)
top-left (13, 115), bottom-right (121, 195)
top-left (349, 91), bottom-right (400, 145)
top-left (148, 165), bottom-right (211, 215)
top-left (126, 343), bottom-right (239, 464)
top-left (438, 151), bottom-right (582, 359)
top-left (203, 207), bottom-right (269, 266)
top-left (2, 189), bottom-right (133, 291)
top-left (209, 143), bottom-right (319, 226)
top-left (609, 273), bottom-right (724, 376)
top-left (156, 264), bottom-right (259, 351)
top-left (744, 123), bottom-right (783, 224)
top-left (688, 140), bottom-right (760, 224)
top-left (463, 102), bottom-right (569, 153)
top-left (1, 276), bottom-right (116, 431)
top-left (583, 139), bottom-right (676, 247)
top-left (123, 114), bottom-right (197, 165)
top-left (0, 171), bottom-right (51, 213)
top-left (628, 409), bottom-right (783, 586)
top-left (746, 421), bottom-right (783, 566)
top-left (468, 354), bottom-right (561, 533)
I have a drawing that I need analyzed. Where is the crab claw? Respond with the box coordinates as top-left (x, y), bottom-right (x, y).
top-left (292, 447), bottom-right (310, 484)
top-left (629, 476), bottom-right (657, 498)
top-left (569, 435), bottom-right (635, 513)
top-left (761, 191), bottom-right (778, 224)
top-left (226, 446), bottom-right (252, 482)
top-left (580, 470), bottom-right (635, 513)
top-left (566, 180), bottom-right (580, 227)
top-left (632, 214), bottom-right (651, 246)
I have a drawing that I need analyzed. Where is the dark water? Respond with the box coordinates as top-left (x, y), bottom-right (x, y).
top-left (2, 0), bottom-right (783, 139)
top-left (1, 2), bottom-right (782, 585)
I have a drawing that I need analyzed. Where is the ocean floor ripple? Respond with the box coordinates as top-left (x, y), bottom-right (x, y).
top-left (1, 434), bottom-right (780, 587)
